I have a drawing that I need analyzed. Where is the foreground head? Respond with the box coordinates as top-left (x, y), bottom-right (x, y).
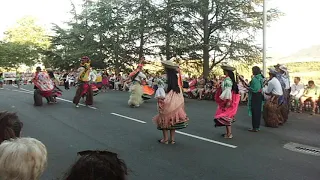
top-left (0, 137), bottom-right (47, 180)
top-left (64, 150), bottom-right (128, 180)
top-left (0, 111), bottom-right (23, 144)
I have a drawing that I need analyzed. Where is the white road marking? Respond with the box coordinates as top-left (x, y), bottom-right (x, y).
top-left (111, 113), bottom-right (147, 124)
top-left (176, 131), bottom-right (237, 148)
top-left (12, 88), bottom-right (98, 110)
top-left (12, 89), bottom-right (33, 94)
top-left (110, 112), bottom-right (238, 148)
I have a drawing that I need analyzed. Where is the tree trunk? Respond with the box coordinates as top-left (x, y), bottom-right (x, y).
top-left (202, 0), bottom-right (210, 78)
top-left (165, 0), bottom-right (172, 61)
top-left (115, 30), bottom-right (120, 74)
top-left (138, 10), bottom-right (145, 59)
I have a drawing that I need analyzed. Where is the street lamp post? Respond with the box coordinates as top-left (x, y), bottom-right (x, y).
top-left (262, 0), bottom-right (267, 76)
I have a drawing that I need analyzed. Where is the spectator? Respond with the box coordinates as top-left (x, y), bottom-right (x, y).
top-left (299, 80), bottom-right (319, 115)
top-left (64, 150), bottom-right (128, 180)
top-left (0, 72), bottom-right (3, 89)
top-left (0, 111), bottom-right (23, 144)
top-left (290, 77), bottom-right (304, 111)
top-left (0, 137), bottom-right (47, 180)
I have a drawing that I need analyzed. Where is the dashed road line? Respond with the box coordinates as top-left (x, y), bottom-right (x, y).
top-left (110, 112), bottom-right (238, 148)
top-left (111, 113), bottom-right (147, 124)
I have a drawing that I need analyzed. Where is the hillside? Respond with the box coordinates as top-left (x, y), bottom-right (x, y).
top-left (268, 45), bottom-right (320, 64)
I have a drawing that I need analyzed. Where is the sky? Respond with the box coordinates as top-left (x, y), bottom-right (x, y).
top-left (0, 0), bottom-right (319, 58)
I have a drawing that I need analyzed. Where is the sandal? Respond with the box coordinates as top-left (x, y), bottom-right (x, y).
top-left (222, 134), bottom-right (233, 139)
top-left (158, 139), bottom-right (168, 144)
top-left (170, 140), bottom-right (176, 144)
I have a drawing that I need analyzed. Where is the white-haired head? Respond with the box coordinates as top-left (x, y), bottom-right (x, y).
top-left (0, 137), bottom-right (47, 180)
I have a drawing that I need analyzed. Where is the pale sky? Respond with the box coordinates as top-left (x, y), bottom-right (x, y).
top-left (0, 0), bottom-right (319, 58)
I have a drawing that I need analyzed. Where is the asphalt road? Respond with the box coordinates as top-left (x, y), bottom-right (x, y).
top-left (0, 84), bottom-right (319, 180)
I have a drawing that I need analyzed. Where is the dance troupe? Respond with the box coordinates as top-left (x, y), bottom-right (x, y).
top-left (32, 55), bottom-right (290, 142)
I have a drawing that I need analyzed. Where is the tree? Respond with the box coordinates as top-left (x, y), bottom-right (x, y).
top-left (0, 16), bottom-right (50, 67)
top-left (181, 0), bottom-right (281, 78)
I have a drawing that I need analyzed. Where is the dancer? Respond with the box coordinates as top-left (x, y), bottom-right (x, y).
top-left (47, 69), bottom-right (63, 103)
top-left (127, 57), bottom-right (147, 107)
top-left (153, 60), bottom-right (188, 144)
top-left (73, 56), bottom-right (93, 108)
top-left (246, 66), bottom-right (264, 132)
top-left (213, 64), bottom-right (240, 139)
top-left (33, 67), bottom-right (55, 105)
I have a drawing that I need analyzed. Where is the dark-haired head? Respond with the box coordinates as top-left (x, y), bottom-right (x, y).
top-left (223, 69), bottom-right (239, 94)
top-left (0, 111), bottom-right (23, 144)
top-left (165, 67), bottom-right (180, 94)
top-left (252, 66), bottom-right (261, 76)
top-left (64, 150), bottom-right (128, 180)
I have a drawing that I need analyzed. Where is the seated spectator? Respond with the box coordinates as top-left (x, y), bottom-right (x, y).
top-left (192, 76), bottom-right (205, 99)
top-left (299, 80), bottom-right (319, 115)
top-left (0, 111), bottom-right (23, 144)
top-left (0, 137), bottom-right (47, 180)
top-left (64, 150), bottom-right (128, 180)
top-left (290, 77), bottom-right (304, 111)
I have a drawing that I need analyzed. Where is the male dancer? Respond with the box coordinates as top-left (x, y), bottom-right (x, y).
top-left (73, 56), bottom-right (93, 108)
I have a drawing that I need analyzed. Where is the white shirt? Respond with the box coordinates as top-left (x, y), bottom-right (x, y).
top-left (134, 72), bottom-right (146, 82)
top-left (265, 77), bottom-right (283, 96)
top-left (290, 83), bottom-right (304, 96)
top-left (281, 75), bottom-right (290, 90)
top-left (89, 71), bottom-right (97, 82)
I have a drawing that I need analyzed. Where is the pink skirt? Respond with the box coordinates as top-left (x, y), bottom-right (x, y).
top-left (214, 90), bottom-right (240, 126)
top-left (153, 91), bottom-right (189, 130)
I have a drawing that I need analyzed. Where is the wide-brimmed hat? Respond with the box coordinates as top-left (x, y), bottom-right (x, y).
top-left (161, 60), bottom-right (179, 69)
top-left (221, 64), bottom-right (235, 71)
top-left (268, 67), bottom-right (277, 75)
top-left (279, 65), bottom-right (287, 71)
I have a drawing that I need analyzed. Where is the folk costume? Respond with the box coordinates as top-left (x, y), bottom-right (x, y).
top-left (213, 64), bottom-right (240, 139)
top-left (33, 67), bottom-right (55, 105)
top-left (263, 68), bottom-right (285, 127)
top-left (47, 69), bottom-right (62, 103)
top-left (247, 68), bottom-right (264, 132)
top-left (128, 63), bottom-right (146, 107)
top-left (73, 56), bottom-right (93, 107)
top-left (153, 60), bottom-right (188, 144)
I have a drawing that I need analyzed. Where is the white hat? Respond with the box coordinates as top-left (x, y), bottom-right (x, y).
top-left (221, 63), bottom-right (235, 71)
top-left (161, 60), bottom-right (179, 69)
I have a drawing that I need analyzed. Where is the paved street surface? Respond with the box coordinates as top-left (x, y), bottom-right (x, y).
top-left (0, 84), bottom-right (319, 180)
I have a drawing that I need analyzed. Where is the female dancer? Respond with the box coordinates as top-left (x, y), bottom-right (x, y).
top-left (153, 60), bottom-right (188, 144)
top-left (47, 69), bottom-right (63, 103)
top-left (245, 66), bottom-right (264, 132)
top-left (127, 58), bottom-right (147, 107)
top-left (213, 64), bottom-right (240, 139)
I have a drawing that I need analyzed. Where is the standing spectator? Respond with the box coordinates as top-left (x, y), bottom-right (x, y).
top-left (0, 72), bottom-right (4, 89)
top-left (63, 72), bottom-right (70, 90)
